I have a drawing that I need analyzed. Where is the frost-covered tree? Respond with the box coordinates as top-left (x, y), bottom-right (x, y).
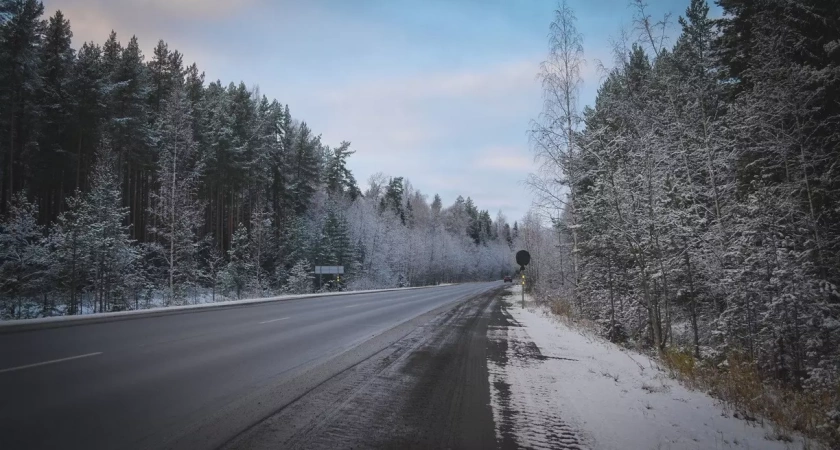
top-left (221, 224), bottom-right (254, 299)
top-left (0, 192), bottom-right (48, 318)
top-left (324, 141), bottom-right (360, 200)
top-left (249, 204), bottom-right (273, 294)
top-left (80, 144), bottom-right (138, 312)
top-left (527, 2), bottom-right (840, 431)
top-left (284, 259), bottom-right (312, 294)
top-left (529, 0), bottom-right (585, 303)
top-left (149, 84), bottom-right (204, 304)
top-left (201, 245), bottom-right (224, 303)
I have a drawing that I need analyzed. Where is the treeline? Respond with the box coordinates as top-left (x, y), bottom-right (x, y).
top-left (529, 0), bottom-right (839, 439)
top-left (0, 0), bottom-right (513, 319)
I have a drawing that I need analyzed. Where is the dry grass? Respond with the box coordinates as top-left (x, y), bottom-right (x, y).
top-left (662, 348), bottom-right (839, 449)
top-left (549, 297), bottom-right (574, 318)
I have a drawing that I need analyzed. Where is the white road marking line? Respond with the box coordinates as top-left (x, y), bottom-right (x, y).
top-left (344, 304), bottom-right (361, 308)
top-left (259, 317), bottom-right (290, 324)
top-left (0, 352), bottom-right (103, 374)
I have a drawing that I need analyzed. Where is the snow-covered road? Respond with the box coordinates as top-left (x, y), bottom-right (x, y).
top-left (488, 286), bottom-right (814, 450)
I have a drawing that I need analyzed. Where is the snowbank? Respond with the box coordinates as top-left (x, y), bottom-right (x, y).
top-left (487, 285), bottom-right (817, 450)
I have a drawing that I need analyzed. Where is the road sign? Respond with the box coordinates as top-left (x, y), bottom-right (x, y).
top-left (516, 250), bottom-right (531, 268)
top-left (516, 250), bottom-right (531, 306)
top-left (314, 266), bottom-right (345, 274)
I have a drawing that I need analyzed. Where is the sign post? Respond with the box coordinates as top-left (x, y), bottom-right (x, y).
top-left (314, 266), bottom-right (345, 291)
top-left (515, 250), bottom-right (531, 308)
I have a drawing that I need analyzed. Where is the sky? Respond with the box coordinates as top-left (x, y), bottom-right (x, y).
top-left (44, 0), bottom-right (719, 222)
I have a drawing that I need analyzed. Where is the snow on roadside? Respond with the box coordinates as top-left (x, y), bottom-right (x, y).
top-left (487, 286), bottom-right (816, 450)
top-left (0, 284), bottom-right (457, 327)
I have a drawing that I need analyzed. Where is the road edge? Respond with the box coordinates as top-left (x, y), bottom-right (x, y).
top-left (0, 284), bottom-right (460, 334)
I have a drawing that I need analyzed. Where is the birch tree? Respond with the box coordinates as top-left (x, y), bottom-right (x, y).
top-left (149, 84), bottom-right (204, 304)
top-left (530, 0), bottom-right (585, 303)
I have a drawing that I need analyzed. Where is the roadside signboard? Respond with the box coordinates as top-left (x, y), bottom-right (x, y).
top-left (314, 266), bottom-right (345, 274)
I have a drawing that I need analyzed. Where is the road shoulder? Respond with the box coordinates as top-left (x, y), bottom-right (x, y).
top-left (493, 286), bottom-right (815, 450)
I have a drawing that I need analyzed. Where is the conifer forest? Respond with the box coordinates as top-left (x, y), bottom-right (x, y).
top-left (0, 0), bottom-right (514, 318)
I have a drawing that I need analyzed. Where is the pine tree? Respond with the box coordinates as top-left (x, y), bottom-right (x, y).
top-left (49, 191), bottom-right (88, 315)
top-left (34, 10), bottom-right (74, 222)
top-left (69, 41), bottom-right (104, 194)
top-left (249, 205), bottom-right (273, 294)
top-left (325, 141), bottom-right (360, 200)
top-left (288, 122), bottom-right (321, 214)
top-left (317, 208), bottom-right (351, 268)
top-left (431, 194), bottom-right (442, 216)
top-left (80, 143), bottom-right (138, 312)
top-left (0, 0), bottom-right (44, 214)
top-left (147, 40), bottom-right (183, 117)
top-left (380, 177), bottom-right (405, 224)
top-left (202, 245), bottom-right (224, 303)
top-left (221, 224), bottom-right (254, 299)
top-left (284, 259), bottom-right (312, 294)
top-left (0, 191), bottom-right (47, 318)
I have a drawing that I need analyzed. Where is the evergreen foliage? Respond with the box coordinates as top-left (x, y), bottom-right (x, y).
top-left (0, 6), bottom-right (513, 316)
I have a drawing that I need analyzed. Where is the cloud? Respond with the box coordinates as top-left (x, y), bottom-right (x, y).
top-left (138, 0), bottom-right (252, 18)
top-left (303, 59), bottom-right (541, 157)
top-left (476, 147), bottom-right (535, 172)
top-left (318, 60), bottom-right (537, 105)
top-left (44, 0), bottom-right (264, 59)
top-left (278, 59), bottom-right (544, 221)
top-left (47, 0), bottom-right (258, 23)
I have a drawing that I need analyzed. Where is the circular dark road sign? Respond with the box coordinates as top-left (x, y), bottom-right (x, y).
top-left (516, 250), bottom-right (531, 267)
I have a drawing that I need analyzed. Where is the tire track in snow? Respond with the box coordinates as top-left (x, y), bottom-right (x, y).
top-left (487, 297), bottom-right (586, 450)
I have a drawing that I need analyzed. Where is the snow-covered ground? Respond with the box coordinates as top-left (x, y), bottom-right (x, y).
top-left (487, 286), bottom-right (818, 450)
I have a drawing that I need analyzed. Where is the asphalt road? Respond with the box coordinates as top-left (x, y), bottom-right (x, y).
top-left (0, 282), bottom-right (501, 450)
top-left (226, 285), bottom-right (500, 450)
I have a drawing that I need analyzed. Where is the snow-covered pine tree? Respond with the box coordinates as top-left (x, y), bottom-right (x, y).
top-left (103, 33), bottom-right (152, 242)
top-left (49, 191), bottom-right (88, 315)
top-left (325, 141), bottom-right (360, 200)
top-left (380, 177), bottom-right (405, 225)
top-left (249, 204), bottom-right (273, 295)
top-left (284, 259), bottom-right (312, 295)
top-left (147, 39), bottom-right (183, 117)
top-left (288, 122), bottom-right (321, 215)
top-left (0, 192), bottom-right (48, 318)
top-left (80, 142), bottom-right (138, 312)
top-left (221, 224), bottom-right (254, 299)
top-left (202, 245), bottom-right (224, 303)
